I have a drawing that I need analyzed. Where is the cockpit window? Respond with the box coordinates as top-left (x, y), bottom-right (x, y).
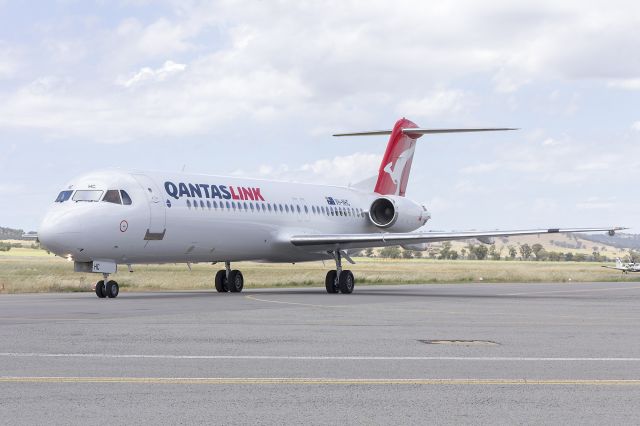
top-left (121, 190), bottom-right (132, 205)
top-left (72, 190), bottom-right (103, 202)
top-left (102, 190), bottom-right (122, 204)
top-left (55, 190), bottom-right (73, 203)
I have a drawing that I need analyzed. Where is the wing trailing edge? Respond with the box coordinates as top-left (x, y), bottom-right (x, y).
top-left (291, 227), bottom-right (626, 250)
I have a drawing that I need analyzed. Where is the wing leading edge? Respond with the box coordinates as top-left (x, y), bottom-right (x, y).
top-left (290, 227), bottom-right (625, 251)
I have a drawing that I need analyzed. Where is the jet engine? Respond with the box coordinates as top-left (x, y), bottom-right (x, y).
top-left (368, 196), bottom-right (430, 233)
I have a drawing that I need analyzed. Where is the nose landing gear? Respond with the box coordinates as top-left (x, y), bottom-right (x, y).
top-left (95, 274), bottom-right (119, 298)
top-left (215, 261), bottom-right (244, 293)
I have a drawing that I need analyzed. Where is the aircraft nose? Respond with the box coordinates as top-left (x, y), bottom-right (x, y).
top-left (38, 208), bottom-right (85, 256)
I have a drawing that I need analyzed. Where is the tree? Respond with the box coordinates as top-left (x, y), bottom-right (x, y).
top-left (473, 245), bottom-right (489, 260)
top-left (379, 246), bottom-right (401, 258)
top-left (449, 250), bottom-right (459, 260)
top-left (364, 248), bottom-right (374, 257)
top-left (460, 248), bottom-right (467, 260)
top-left (532, 243), bottom-right (545, 260)
top-left (488, 244), bottom-right (501, 261)
top-left (438, 242), bottom-right (452, 260)
top-left (508, 246), bottom-right (517, 260)
top-left (565, 252), bottom-right (574, 262)
top-left (413, 250), bottom-right (423, 258)
top-left (519, 243), bottom-right (532, 260)
top-left (466, 244), bottom-right (477, 260)
top-left (401, 249), bottom-right (413, 259)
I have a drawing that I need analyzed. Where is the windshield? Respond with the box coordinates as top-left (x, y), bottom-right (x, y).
top-left (72, 190), bottom-right (103, 202)
top-left (55, 190), bottom-right (73, 203)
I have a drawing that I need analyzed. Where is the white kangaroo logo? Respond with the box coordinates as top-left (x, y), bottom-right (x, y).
top-left (383, 145), bottom-right (415, 195)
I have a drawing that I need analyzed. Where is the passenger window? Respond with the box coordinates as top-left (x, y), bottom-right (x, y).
top-left (285, 205), bottom-right (289, 213)
top-left (297, 205), bottom-right (301, 213)
top-left (187, 200), bottom-right (192, 208)
top-left (304, 205), bottom-right (308, 214)
top-left (207, 200), bottom-right (211, 209)
top-left (226, 201), bottom-right (230, 209)
top-left (102, 190), bottom-right (121, 204)
top-left (200, 200), bottom-right (204, 208)
top-left (120, 190), bottom-right (132, 205)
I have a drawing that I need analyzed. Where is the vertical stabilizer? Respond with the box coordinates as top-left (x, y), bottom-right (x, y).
top-left (374, 118), bottom-right (420, 196)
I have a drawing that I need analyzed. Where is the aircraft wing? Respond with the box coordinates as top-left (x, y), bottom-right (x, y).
top-left (290, 227), bottom-right (624, 250)
top-left (601, 266), bottom-right (627, 271)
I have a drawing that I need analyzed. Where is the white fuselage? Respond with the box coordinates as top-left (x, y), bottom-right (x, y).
top-left (38, 169), bottom-right (428, 266)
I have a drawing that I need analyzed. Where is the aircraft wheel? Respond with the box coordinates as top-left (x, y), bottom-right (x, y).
top-left (338, 270), bottom-right (354, 294)
top-left (228, 270), bottom-right (244, 293)
top-left (95, 280), bottom-right (106, 298)
top-left (215, 270), bottom-right (228, 293)
top-left (106, 281), bottom-right (119, 298)
top-left (325, 270), bottom-right (338, 294)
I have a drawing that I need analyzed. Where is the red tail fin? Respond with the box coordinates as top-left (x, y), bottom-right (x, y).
top-left (374, 118), bottom-right (420, 196)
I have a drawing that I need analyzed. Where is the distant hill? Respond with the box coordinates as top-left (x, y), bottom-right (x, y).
top-left (578, 233), bottom-right (640, 250)
top-left (0, 227), bottom-right (27, 240)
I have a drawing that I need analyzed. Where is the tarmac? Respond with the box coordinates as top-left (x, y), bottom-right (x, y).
top-left (1, 281), bottom-right (640, 425)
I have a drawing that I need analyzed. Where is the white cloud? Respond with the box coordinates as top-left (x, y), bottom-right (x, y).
top-left (397, 89), bottom-right (468, 119)
top-left (117, 60), bottom-right (187, 88)
top-left (608, 79), bottom-right (640, 90)
top-left (460, 162), bottom-right (499, 174)
top-left (632, 121), bottom-right (640, 131)
top-left (0, 43), bottom-right (19, 79)
top-left (232, 153), bottom-right (380, 186)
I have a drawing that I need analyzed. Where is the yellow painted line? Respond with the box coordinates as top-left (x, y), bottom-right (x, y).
top-left (1, 377), bottom-right (640, 386)
top-left (244, 294), bottom-right (347, 309)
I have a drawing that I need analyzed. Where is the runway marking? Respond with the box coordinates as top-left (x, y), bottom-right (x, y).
top-left (244, 294), bottom-right (348, 309)
top-left (501, 285), bottom-right (640, 296)
top-left (1, 376), bottom-right (639, 386)
top-left (3, 352), bottom-right (640, 362)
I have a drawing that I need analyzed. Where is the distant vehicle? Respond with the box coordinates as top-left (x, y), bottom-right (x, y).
top-left (37, 117), bottom-right (624, 298)
top-left (602, 258), bottom-right (640, 273)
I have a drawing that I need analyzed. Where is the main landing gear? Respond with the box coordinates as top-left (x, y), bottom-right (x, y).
top-left (215, 261), bottom-right (244, 293)
top-left (95, 273), bottom-right (119, 299)
top-left (325, 250), bottom-right (355, 294)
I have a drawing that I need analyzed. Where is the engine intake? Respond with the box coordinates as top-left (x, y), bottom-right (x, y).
top-left (369, 197), bottom-right (397, 228)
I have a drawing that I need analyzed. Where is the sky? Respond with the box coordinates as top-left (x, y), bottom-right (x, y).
top-left (0, 0), bottom-right (638, 233)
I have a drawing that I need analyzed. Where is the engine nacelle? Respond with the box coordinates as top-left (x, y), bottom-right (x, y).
top-left (368, 196), bottom-right (430, 233)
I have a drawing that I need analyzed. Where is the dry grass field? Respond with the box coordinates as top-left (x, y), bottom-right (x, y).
top-left (0, 247), bottom-right (638, 294)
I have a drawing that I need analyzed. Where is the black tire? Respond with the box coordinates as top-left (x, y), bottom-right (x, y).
top-left (228, 270), bottom-right (244, 293)
top-left (338, 270), bottom-right (354, 294)
top-left (95, 280), bottom-right (106, 298)
top-left (106, 280), bottom-right (119, 298)
top-left (325, 270), bottom-right (338, 294)
top-left (215, 270), bottom-right (228, 292)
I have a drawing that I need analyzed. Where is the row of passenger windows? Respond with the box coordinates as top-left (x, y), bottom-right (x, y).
top-left (54, 189), bottom-right (132, 205)
top-left (186, 199), bottom-right (365, 218)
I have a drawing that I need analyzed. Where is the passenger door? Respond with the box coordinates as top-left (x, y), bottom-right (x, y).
top-left (132, 174), bottom-right (166, 240)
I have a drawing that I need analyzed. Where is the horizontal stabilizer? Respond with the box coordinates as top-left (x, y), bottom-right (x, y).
top-left (333, 128), bottom-right (517, 137)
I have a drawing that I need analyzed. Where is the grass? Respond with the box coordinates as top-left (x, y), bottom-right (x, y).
top-left (0, 250), bottom-right (638, 294)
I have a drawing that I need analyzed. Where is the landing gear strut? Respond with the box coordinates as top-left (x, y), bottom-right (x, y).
top-left (95, 273), bottom-right (119, 298)
top-left (215, 261), bottom-right (244, 293)
top-left (325, 250), bottom-right (355, 294)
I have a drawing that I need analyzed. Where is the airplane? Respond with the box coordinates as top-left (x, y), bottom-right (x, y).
top-left (37, 117), bottom-right (624, 298)
top-left (602, 258), bottom-right (640, 273)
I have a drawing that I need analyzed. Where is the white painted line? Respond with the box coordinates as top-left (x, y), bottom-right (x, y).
top-left (501, 286), bottom-right (640, 296)
top-left (2, 352), bottom-right (640, 362)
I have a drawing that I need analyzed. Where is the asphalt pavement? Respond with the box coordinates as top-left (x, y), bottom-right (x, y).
top-left (1, 282), bottom-right (640, 425)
